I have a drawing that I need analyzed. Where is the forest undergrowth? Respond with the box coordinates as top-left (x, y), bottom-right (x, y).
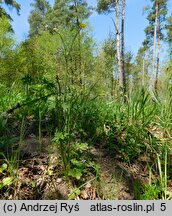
top-left (0, 82), bottom-right (172, 200)
top-left (0, 0), bottom-right (172, 200)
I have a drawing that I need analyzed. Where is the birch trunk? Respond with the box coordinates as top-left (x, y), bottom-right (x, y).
top-left (115, 0), bottom-right (122, 93)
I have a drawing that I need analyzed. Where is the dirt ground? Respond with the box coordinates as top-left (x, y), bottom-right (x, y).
top-left (1, 134), bottom-right (167, 200)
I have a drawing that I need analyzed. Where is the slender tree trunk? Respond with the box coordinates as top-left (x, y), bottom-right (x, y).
top-left (155, 22), bottom-right (160, 92)
top-left (111, 71), bottom-right (114, 96)
top-left (142, 57), bottom-right (145, 86)
top-left (74, 0), bottom-right (82, 85)
top-left (152, 2), bottom-right (158, 86)
top-left (121, 0), bottom-right (126, 94)
top-left (115, 0), bottom-right (123, 93)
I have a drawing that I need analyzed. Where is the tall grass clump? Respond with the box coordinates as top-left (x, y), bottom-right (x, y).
top-left (102, 88), bottom-right (158, 162)
top-left (150, 77), bottom-right (172, 199)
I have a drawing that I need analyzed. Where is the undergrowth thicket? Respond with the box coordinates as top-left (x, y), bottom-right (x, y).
top-left (0, 79), bottom-right (172, 199)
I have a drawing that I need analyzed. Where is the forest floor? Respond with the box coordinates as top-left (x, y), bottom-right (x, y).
top-left (1, 134), bottom-right (165, 200)
top-left (1, 115), bottom-right (171, 200)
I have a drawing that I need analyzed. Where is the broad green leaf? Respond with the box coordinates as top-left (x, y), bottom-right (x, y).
top-left (0, 163), bottom-right (7, 173)
top-left (2, 177), bottom-right (13, 186)
top-left (68, 189), bottom-right (81, 200)
top-left (71, 159), bottom-right (84, 168)
top-left (68, 169), bottom-right (82, 180)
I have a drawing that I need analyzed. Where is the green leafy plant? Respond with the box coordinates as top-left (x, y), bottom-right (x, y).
top-left (0, 154), bottom-right (17, 193)
top-left (53, 131), bottom-right (99, 183)
top-left (140, 183), bottom-right (162, 200)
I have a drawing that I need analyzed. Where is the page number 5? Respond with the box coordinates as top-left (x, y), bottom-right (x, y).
top-left (160, 203), bottom-right (166, 211)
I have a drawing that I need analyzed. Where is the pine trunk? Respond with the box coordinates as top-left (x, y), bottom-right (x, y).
top-left (155, 22), bottom-right (160, 92)
top-left (152, 2), bottom-right (158, 86)
top-left (121, 0), bottom-right (126, 94)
